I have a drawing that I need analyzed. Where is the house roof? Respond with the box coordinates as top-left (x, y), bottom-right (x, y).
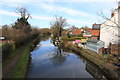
top-left (62, 30), bottom-right (69, 34)
top-left (91, 30), bottom-right (100, 36)
top-left (83, 35), bottom-right (91, 37)
top-left (88, 28), bottom-right (92, 31)
top-left (92, 23), bottom-right (101, 30)
top-left (72, 29), bottom-right (82, 35)
top-left (91, 37), bottom-right (99, 39)
top-left (87, 39), bottom-right (99, 43)
top-left (84, 31), bottom-right (91, 35)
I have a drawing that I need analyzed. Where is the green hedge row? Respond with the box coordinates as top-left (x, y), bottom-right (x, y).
top-left (62, 37), bottom-right (86, 41)
top-left (2, 33), bottom-right (39, 62)
top-left (2, 43), bottom-right (14, 61)
top-left (16, 33), bottom-right (39, 47)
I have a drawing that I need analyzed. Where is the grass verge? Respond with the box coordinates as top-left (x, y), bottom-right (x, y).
top-left (10, 36), bottom-right (40, 78)
top-left (2, 36), bottom-right (40, 79)
top-left (11, 47), bottom-right (30, 78)
top-left (3, 48), bottom-right (20, 68)
top-left (71, 45), bottom-right (119, 79)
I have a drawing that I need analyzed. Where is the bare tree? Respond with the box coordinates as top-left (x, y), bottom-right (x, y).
top-left (13, 6), bottom-right (32, 33)
top-left (50, 16), bottom-right (69, 39)
top-left (16, 6), bottom-right (32, 20)
top-left (69, 25), bottom-right (77, 31)
top-left (97, 2), bottom-right (120, 62)
top-left (49, 47), bottom-right (68, 66)
top-left (81, 26), bottom-right (89, 31)
top-left (97, 1), bottom-right (120, 29)
top-left (97, 2), bottom-right (120, 38)
top-left (97, 10), bottom-right (120, 28)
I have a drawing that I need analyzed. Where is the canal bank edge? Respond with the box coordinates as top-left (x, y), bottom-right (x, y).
top-left (59, 40), bottom-right (119, 80)
top-left (25, 36), bottom-right (41, 78)
top-left (8, 36), bottom-right (40, 78)
top-left (70, 46), bottom-right (120, 80)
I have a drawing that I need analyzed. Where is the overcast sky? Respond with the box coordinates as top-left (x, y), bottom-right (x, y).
top-left (0, 0), bottom-right (119, 28)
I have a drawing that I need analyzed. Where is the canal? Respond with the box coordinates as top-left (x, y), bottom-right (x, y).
top-left (26, 38), bottom-right (107, 79)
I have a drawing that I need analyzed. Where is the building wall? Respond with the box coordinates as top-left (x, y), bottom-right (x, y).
top-left (91, 30), bottom-right (100, 36)
top-left (100, 9), bottom-right (119, 48)
top-left (118, 7), bottom-right (120, 44)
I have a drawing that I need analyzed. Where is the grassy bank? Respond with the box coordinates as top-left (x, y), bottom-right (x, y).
top-left (60, 40), bottom-right (119, 79)
top-left (11, 47), bottom-right (30, 78)
top-left (70, 46), bottom-right (119, 79)
top-left (10, 36), bottom-right (40, 78)
top-left (2, 36), bottom-right (40, 79)
top-left (3, 48), bottom-right (19, 68)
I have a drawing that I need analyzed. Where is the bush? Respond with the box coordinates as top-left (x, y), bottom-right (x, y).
top-left (78, 34), bottom-right (83, 37)
top-left (62, 38), bottom-right (75, 41)
top-left (2, 43), bottom-right (14, 61)
top-left (67, 33), bottom-right (74, 38)
top-left (2, 25), bottom-right (40, 47)
top-left (62, 37), bottom-right (86, 41)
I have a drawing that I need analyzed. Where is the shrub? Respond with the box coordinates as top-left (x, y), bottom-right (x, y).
top-left (2, 25), bottom-right (40, 47)
top-left (2, 43), bottom-right (14, 61)
top-left (78, 34), bottom-right (83, 37)
top-left (67, 33), bottom-right (74, 38)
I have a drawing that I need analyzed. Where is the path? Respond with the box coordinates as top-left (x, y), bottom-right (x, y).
top-left (3, 47), bottom-right (25, 78)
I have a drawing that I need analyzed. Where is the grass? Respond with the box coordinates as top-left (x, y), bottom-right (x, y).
top-left (2, 36), bottom-right (40, 78)
top-left (10, 36), bottom-right (40, 78)
top-left (11, 47), bottom-right (30, 78)
top-left (3, 48), bottom-right (19, 67)
top-left (61, 40), bottom-right (119, 78)
top-left (3, 36), bottom-right (39, 67)
top-left (71, 46), bottom-right (120, 77)
top-left (62, 40), bottom-right (112, 65)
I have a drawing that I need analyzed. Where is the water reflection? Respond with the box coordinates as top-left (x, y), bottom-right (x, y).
top-left (86, 63), bottom-right (106, 79)
top-left (26, 38), bottom-right (108, 79)
top-left (77, 54), bottom-right (108, 80)
top-left (49, 47), bottom-right (69, 66)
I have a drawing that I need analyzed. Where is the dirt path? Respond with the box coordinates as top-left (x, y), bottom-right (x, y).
top-left (3, 47), bottom-right (25, 78)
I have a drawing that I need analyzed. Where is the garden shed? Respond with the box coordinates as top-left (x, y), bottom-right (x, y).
top-left (86, 39), bottom-right (104, 53)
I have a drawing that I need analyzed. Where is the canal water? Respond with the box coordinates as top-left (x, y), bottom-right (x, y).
top-left (26, 38), bottom-right (107, 79)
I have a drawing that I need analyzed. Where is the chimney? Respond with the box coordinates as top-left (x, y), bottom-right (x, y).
top-left (111, 13), bottom-right (114, 17)
top-left (94, 23), bottom-right (96, 25)
top-left (118, 1), bottom-right (120, 9)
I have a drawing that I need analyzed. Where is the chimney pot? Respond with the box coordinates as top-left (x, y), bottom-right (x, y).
top-left (111, 13), bottom-right (114, 17)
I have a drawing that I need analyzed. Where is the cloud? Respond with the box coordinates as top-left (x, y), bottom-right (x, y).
top-left (68, 19), bottom-right (92, 25)
top-left (32, 15), bottom-right (52, 20)
top-left (0, 9), bottom-right (92, 27)
top-left (32, 15), bottom-right (93, 26)
top-left (1, 0), bottom-right (118, 10)
top-left (2, 0), bottom-right (119, 2)
top-left (1, 1), bottom-right (117, 27)
top-left (0, 9), bottom-right (52, 21)
top-left (38, 3), bottom-right (97, 18)
top-left (0, 9), bottom-right (19, 17)
top-left (41, 44), bottom-right (54, 47)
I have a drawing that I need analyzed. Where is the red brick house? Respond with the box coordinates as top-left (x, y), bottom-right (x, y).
top-left (91, 30), bottom-right (100, 36)
top-left (88, 28), bottom-right (92, 31)
top-left (72, 29), bottom-right (82, 35)
top-left (90, 30), bottom-right (100, 39)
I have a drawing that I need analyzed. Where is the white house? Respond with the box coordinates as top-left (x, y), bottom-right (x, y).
top-left (100, 6), bottom-right (120, 48)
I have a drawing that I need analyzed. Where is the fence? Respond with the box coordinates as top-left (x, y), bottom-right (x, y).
top-left (109, 44), bottom-right (120, 55)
